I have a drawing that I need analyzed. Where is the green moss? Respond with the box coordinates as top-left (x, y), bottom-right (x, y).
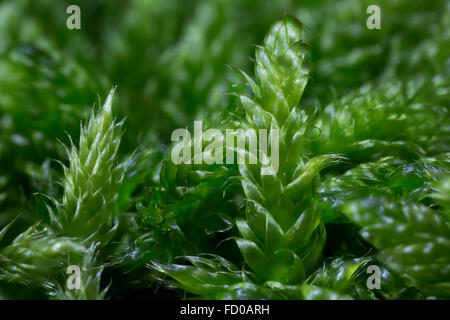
top-left (0, 0), bottom-right (448, 300)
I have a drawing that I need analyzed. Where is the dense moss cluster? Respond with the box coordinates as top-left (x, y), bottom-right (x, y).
top-left (0, 0), bottom-right (448, 299)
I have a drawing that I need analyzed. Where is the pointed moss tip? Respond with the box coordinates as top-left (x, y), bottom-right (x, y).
top-left (103, 86), bottom-right (117, 112)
